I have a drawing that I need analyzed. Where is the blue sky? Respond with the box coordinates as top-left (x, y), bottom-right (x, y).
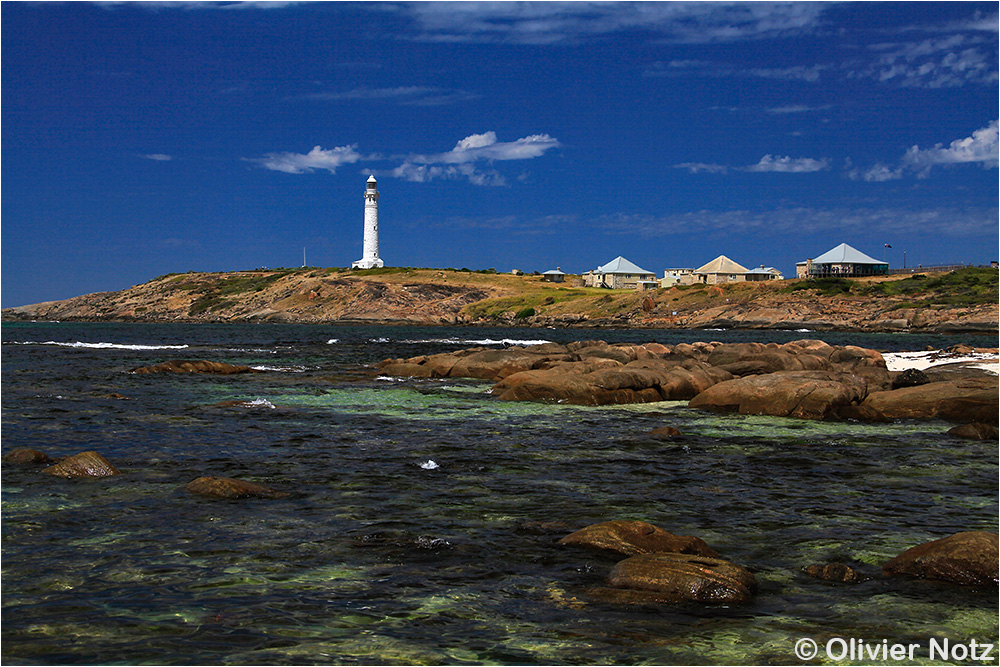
top-left (2, 1), bottom-right (997, 307)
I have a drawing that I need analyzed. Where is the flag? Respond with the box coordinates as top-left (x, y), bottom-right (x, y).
top-left (884, 243), bottom-right (892, 248)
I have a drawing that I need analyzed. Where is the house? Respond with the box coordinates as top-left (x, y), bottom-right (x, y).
top-left (744, 266), bottom-right (784, 281)
top-left (542, 268), bottom-right (566, 283)
top-left (692, 255), bottom-right (749, 284)
top-left (583, 256), bottom-right (657, 289)
top-left (660, 268), bottom-right (694, 288)
top-left (796, 243), bottom-right (888, 278)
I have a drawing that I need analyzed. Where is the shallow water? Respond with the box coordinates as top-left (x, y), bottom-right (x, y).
top-left (2, 323), bottom-right (997, 665)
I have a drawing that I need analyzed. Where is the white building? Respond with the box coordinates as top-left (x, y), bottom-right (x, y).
top-left (584, 256), bottom-right (657, 289)
top-left (352, 175), bottom-right (384, 269)
top-left (796, 243), bottom-right (888, 278)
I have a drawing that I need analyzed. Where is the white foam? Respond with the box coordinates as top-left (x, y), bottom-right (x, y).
top-left (14, 341), bottom-right (190, 351)
top-left (419, 460), bottom-right (440, 470)
top-left (883, 350), bottom-right (999, 375)
top-left (242, 398), bottom-right (277, 409)
top-left (250, 364), bottom-right (310, 373)
top-left (326, 338), bottom-right (339, 344)
top-left (398, 337), bottom-right (553, 346)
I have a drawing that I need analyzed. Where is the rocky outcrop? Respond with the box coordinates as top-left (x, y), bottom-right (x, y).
top-left (688, 370), bottom-right (879, 420)
top-left (184, 476), bottom-right (289, 499)
top-left (131, 360), bottom-right (262, 375)
top-left (3, 448), bottom-right (54, 465)
top-left (559, 520), bottom-right (719, 558)
top-left (606, 552), bottom-right (757, 604)
top-left (42, 451), bottom-right (120, 478)
top-left (882, 531), bottom-right (999, 587)
top-left (861, 378), bottom-right (999, 424)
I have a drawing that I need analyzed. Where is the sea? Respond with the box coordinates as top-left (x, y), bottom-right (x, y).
top-left (2, 321), bottom-right (997, 665)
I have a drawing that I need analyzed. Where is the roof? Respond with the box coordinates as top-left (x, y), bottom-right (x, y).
top-left (367, 174), bottom-right (377, 182)
top-left (745, 266), bottom-right (781, 275)
top-left (542, 269), bottom-right (566, 275)
top-left (595, 256), bottom-right (655, 275)
top-left (810, 243), bottom-right (884, 265)
top-left (694, 255), bottom-right (749, 275)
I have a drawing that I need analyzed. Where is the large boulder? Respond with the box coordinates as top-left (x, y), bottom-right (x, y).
top-left (688, 370), bottom-right (873, 420)
top-left (882, 531), bottom-right (998, 587)
top-left (3, 448), bottom-right (54, 465)
top-left (559, 520), bottom-right (719, 558)
top-left (42, 451), bottom-right (120, 478)
top-left (131, 360), bottom-right (261, 374)
top-left (862, 378), bottom-right (999, 424)
top-left (492, 359), bottom-right (731, 405)
top-left (607, 552), bottom-right (757, 604)
top-left (184, 476), bottom-right (289, 499)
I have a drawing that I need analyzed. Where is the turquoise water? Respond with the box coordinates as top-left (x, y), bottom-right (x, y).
top-left (2, 323), bottom-right (996, 664)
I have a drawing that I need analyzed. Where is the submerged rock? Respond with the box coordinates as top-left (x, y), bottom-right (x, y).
top-left (3, 448), bottom-right (54, 466)
top-left (882, 531), bottom-right (999, 587)
top-left (131, 360), bottom-right (261, 375)
top-left (803, 562), bottom-right (867, 583)
top-left (646, 426), bottom-right (683, 439)
top-left (947, 422), bottom-right (999, 440)
top-left (42, 451), bottom-right (120, 478)
top-left (184, 476), bottom-right (289, 499)
top-left (607, 552), bottom-right (757, 604)
top-left (559, 520), bottom-right (718, 558)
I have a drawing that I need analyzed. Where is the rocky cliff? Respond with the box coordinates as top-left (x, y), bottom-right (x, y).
top-left (3, 266), bottom-right (997, 333)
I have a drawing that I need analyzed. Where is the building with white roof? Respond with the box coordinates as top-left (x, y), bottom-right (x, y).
top-left (584, 256), bottom-right (657, 289)
top-left (796, 243), bottom-right (888, 278)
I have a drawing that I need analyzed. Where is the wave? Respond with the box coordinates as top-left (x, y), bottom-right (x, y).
top-left (393, 337), bottom-right (553, 346)
top-left (10, 340), bottom-right (190, 351)
top-left (250, 364), bottom-right (311, 373)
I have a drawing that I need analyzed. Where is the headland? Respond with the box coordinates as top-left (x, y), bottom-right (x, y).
top-left (2, 266), bottom-right (997, 334)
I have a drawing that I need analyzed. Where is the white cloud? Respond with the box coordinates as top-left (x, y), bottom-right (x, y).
top-left (402, 2), bottom-right (829, 45)
top-left (746, 155), bottom-right (830, 173)
top-left (848, 164), bottom-right (904, 182)
top-left (673, 162), bottom-right (729, 175)
top-left (253, 144), bottom-right (361, 174)
top-left (849, 34), bottom-right (998, 88)
top-left (303, 86), bottom-right (479, 107)
top-left (902, 120), bottom-right (999, 172)
top-left (395, 132), bottom-right (560, 185)
top-left (420, 132), bottom-right (561, 164)
top-left (142, 153), bottom-right (173, 161)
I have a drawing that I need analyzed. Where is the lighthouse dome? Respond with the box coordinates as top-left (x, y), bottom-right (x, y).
top-left (367, 174), bottom-right (377, 183)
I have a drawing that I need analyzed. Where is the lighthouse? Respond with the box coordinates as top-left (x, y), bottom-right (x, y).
top-left (352, 174), bottom-right (384, 269)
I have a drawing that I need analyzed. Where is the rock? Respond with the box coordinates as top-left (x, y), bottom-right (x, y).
top-left (947, 422), bottom-right (999, 440)
top-left (647, 426), bottom-right (682, 439)
top-left (891, 368), bottom-right (931, 389)
top-left (688, 371), bottom-right (873, 420)
top-left (559, 520), bottom-right (718, 558)
top-left (803, 562), bottom-right (866, 583)
top-left (42, 451), bottom-right (120, 478)
top-left (607, 552), bottom-right (756, 604)
top-left (882, 531), bottom-right (998, 587)
top-left (862, 378), bottom-right (999, 424)
top-left (2, 448), bottom-right (54, 465)
top-left (130, 360), bottom-right (261, 374)
top-left (184, 476), bottom-right (289, 499)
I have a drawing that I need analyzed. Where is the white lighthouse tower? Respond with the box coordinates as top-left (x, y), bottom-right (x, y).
top-left (352, 174), bottom-right (384, 269)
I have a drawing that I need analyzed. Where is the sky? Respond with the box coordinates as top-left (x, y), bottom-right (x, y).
top-left (2, 1), bottom-right (998, 307)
